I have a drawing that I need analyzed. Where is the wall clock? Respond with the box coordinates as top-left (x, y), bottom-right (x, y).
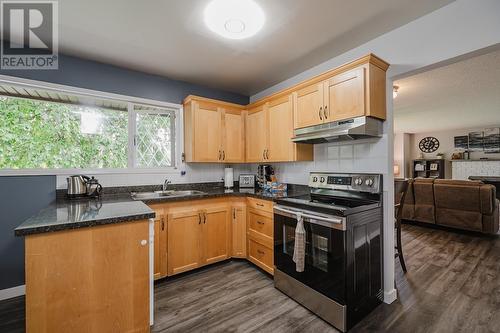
top-left (419, 137), bottom-right (440, 153)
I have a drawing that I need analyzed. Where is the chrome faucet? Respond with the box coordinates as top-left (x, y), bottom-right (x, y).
top-left (163, 178), bottom-right (172, 191)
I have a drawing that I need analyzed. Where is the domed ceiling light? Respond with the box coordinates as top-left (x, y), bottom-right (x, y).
top-left (204, 0), bottom-right (265, 40)
top-left (393, 85), bottom-right (399, 99)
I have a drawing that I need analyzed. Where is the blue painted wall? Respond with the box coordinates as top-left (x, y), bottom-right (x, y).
top-left (0, 176), bottom-right (56, 290)
top-left (0, 53), bottom-right (249, 105)
top-left (0, 53), bottom-right (248, 292)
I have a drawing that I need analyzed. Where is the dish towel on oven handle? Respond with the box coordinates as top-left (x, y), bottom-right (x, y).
top-left (292, 212), bottom-right (305, 272)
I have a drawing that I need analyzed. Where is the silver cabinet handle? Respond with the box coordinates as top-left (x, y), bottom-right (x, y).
top-left (140, 240), bottom-right (148, 246)
top-left (274, 205), bottom-right (343, 224)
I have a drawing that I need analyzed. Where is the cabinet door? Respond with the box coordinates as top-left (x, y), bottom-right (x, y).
top-left (293, 82), bottom-right (324, 129)
top-left (153, 217), bottom-right (161, 279)
top-left (222, 107), bottom-right (245, 162)
top-left (325, 67), bottom-right (365, 122)
top-left (25, 220), bottom-right (150, 333)
top-left (201, 206), bottom-right (231, 265)
top-left (268, 95), bottom-right (294, 162)
top-left (246, 105), bottom-right (268, 162)
top-left (231, 205), bottom-right (246, 258)
top-left (167, 210), bottom-right (202, 275)
top-left (193, 101), bottom-right (222, 162)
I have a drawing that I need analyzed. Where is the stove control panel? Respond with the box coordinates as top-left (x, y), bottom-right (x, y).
top-left (309, 173), bottom-right (381, 193)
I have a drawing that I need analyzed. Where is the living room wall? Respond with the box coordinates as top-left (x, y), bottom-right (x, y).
top-left (409, 126), bottom-right (500, 161)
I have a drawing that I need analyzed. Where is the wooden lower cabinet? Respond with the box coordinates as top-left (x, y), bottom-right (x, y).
top-left (152, 197), bottom-right (274, 278)
top-left (246, 198), bottom-right (275, 275)
top-left (150, 204), bottom-right (167, 280)
top-left (167, 208), bottom-right (203, 275)
top-left (201, 205), bottom-right (231, 265)
top-left (165, 200), bottom-right (231, 276)
top-left (231, 204), bottom-right (247, 258)
top-left (248, 238), bottom-right (274, 275)
top-left (25, 220), bottom-right (150, 333)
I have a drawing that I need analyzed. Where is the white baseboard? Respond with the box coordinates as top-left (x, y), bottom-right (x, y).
top-left (0, 285), bottom-right (25, 301)
top-left (383, 288), bottom-right (397, 304)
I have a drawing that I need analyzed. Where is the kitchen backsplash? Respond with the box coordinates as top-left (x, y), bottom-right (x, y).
top-left (55, 138), bottom-right (388, 189)
top-left (55, 163), bottom-right (252, 189)
top-left (270, 136), bottom-right (389, 186)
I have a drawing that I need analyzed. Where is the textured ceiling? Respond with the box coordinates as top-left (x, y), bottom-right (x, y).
top-left (49, 0), bottom-right (453, 95)
top-left (394, 48), bottom-right (500, 133)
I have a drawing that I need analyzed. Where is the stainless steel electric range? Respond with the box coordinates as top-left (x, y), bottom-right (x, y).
top-left (273, 172), bottom-right (383, 332)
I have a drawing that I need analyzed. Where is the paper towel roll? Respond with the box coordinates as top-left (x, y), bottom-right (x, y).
top-left (224, 168), bottom-right (234, 188)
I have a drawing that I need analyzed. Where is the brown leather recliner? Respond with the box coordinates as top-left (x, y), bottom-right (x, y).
top-left (413, 178), bottom-right (436, 224)
top-left (434, 179), bottom-right (499, 233)
top-left (401, 178), bottom-right (499, 234)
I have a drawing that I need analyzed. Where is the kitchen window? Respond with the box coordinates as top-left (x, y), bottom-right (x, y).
top-left (0, 80), bottom-right (179, 172)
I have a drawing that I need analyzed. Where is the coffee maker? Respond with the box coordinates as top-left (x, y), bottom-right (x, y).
top-left (257, 165), bottom-right (274, 188)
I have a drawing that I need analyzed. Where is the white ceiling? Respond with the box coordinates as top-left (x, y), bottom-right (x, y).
top-left (394, 48), bottom-right (500, 133)
top-left (54, 0), bottom-right (453, 96)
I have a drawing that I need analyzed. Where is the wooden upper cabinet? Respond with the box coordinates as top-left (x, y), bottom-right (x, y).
top-left (290, 54), bottom-right (388, 129)
top-left (183, 54), bottom-right (388, 162)
top-left (201, 205), bottom-right (231, 265)
top-left (184, 96), bottom-right (245, 163)
top-left (325, 67), bottom-right (365, 122)
top-left (293, 82), bottom-right (324, 129)
top-left (268, 95), bottom-right (294, 161)
top-left (245, 105), bottom-right (268, 163)
top-left (167, 208), bottom-right (202, 275)
top-left (192, 101), bottom-right (221, 162)
top-left (222, 107), bottom-right (245, 162)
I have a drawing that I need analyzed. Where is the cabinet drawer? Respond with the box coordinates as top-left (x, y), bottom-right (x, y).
top-left (247, 197), bottom-right (273, 213)
top-left (248, 239), bottom-right (273, 275)
top-left (248, 209), bottom-right (273, 238)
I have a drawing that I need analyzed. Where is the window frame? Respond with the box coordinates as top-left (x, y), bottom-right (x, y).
top-left (0, 74), bottom-right (182, 176)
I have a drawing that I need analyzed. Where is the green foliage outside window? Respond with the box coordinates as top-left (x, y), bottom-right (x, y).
top-left (0, 97), bottom-right (128, 169)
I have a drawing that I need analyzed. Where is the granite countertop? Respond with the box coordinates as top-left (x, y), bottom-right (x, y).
top-left (14, 199), bottom-right (155, 236)
top-left (15, 183), bottom-right (308, 237)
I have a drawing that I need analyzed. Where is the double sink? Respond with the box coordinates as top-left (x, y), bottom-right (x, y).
top-left (131, 190), bottom-right (207, 200)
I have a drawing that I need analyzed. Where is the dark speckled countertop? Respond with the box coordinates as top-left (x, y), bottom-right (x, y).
top-left (15, 183), bottom-right (308, 237)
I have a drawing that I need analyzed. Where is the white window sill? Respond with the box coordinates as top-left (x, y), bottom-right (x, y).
top-left (0, 167), bottom-right (180, 177)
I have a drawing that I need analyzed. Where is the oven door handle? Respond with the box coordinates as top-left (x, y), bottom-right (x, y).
top-left (274, 205), bottom-right (343, 225)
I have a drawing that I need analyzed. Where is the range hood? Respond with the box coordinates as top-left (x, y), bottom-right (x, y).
top-left (292, 116), bottom-right (383, 144)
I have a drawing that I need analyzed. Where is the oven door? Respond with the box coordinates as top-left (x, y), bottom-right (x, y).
top-left (274, 205), bottom-right (347, 304)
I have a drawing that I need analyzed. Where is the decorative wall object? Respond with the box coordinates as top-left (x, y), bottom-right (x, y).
top-left (455, 128), bottom-right (500, 153)
top-left (468, 131), bottom-right (484, 151)
top-left (483, 128), bottom-right (500, 153)
top-left (419, 136), bottom-right (440, 153)
top-left (454, 135), bottom-right (469, 149)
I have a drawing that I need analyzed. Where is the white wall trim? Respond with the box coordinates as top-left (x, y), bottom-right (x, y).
top-left (0, 285), bottom-right (25, 301)
top-left (384, 288), bottom-right (398, 304)
top-left (0, 74), bottom-right (182, 110)
top-left (0, 74), bottom-right (185, 179)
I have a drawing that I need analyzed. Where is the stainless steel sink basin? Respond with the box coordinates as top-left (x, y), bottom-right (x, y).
top-left (131, 190), bottom-right (206, 200)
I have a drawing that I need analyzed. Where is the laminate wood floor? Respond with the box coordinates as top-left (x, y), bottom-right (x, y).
top-left (1, 223), bottom-right (499, 333)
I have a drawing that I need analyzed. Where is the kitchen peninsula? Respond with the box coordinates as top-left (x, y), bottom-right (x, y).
top-left (14, 183), bottom-right (308, 333)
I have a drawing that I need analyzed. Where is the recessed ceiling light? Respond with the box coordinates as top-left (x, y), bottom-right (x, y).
top-left (204, 0), bottom-right (265, 40)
